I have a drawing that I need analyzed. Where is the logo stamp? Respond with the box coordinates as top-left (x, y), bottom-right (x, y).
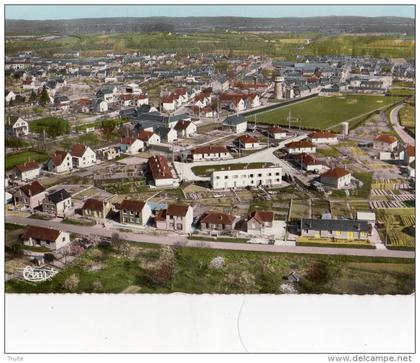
top-left (21, 266), bottom-right (58, 282)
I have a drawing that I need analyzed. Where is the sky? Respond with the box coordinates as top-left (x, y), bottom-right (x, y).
top-left (5, 5), bottom-right (415, 20)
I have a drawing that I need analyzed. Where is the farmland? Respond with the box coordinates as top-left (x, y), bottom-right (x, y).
top-left (252, 95), bottom-right (402, 130)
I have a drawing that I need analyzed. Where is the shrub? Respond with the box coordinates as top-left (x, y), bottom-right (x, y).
top-left (305, 261), bottom-right (329, 284)
top-left (63, 274), bottom-right (80, 292)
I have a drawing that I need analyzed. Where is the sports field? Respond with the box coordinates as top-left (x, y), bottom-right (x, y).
top-left (252, 95), bottom-right (402, 130)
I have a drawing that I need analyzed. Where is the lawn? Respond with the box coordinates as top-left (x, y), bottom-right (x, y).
top-left (29, 117), bottom-right (70, 137)
top-left (6, 150), bottom-right (49, 170)
top-left (352, 172), bottom-right (373, 199)
top-left (192, 162), bottom-right (273, 177)
top-left (251, 95), bottom-right (402, 130)
top-left (398, 103), bottom-right (415, 133)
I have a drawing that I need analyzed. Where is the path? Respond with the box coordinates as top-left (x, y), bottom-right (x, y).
top-left (7, 216), bottom-right (414, 259)
top-left (390, 103), bottom-right (415, 146)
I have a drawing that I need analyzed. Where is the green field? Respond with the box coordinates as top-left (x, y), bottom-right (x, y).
top-left (252, 95), bottom-right (402, 130)
top-left (192, 162), bottom-right (273, 177)
top-left (6, 151), bottom-right (49, 170)
top-left (398, 103), bottom-right (415, 134)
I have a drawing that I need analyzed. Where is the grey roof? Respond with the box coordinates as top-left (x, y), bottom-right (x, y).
top-left (136, 112), bottom-right (189, 125)
top-left (223, 114), bottom-right (246, 126)
top-left (300, 218), bottom-right (370, 232)
top-left (47, 189), bottom-right (71, 205)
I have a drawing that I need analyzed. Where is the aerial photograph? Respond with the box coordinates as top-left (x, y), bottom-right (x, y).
top-left (4, 4), bottom-right (415, 298)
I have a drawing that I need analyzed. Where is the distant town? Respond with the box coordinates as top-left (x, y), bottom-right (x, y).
top-left (5, 22), bottom-right (415, 294)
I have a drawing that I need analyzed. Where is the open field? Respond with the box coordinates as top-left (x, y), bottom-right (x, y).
top-left (192, 162), bottom-right (273, 177)
top-left (252, 95), bottom-right (402, 130)
top-left (398, 103), bottom-right (415, 134)
top-left (376, 209), bottom-right (415, 250)
top-left (6, 150), bottom-right (49, 170)
top-left (5, 243), bottom-right (415, 294)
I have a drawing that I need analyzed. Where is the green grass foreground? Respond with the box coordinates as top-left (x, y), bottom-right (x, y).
top-left (6, 150), bottom-right (49, 170)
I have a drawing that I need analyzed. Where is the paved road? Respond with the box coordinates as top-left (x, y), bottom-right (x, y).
top-left (174, 134), bottom-right (307, 181)
top-left (7, 215), bottom-right (414, 259)
top-left (390, 103), bottom-right (415, 146)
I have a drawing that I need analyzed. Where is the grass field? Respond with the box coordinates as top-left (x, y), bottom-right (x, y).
top-left (398, 103), bottom-right (415, 134)
top-left (192, 162), bottom-right (273, 177)
top-left (5, 242), bottom-right (414, 294)
top-left (252, 95), bottom-right (402, 130)
top-left (6, 150), bottom-right (49, 170)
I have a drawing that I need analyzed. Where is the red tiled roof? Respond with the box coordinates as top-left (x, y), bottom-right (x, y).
top-left (296, 153), bottom-right (320, 166)
top-left (238, 134), bottom-right (258, 144)
top-left (161, 94), bottom-right (176, 103)
top-left (70, 144), bottom-right (87, 157)
top-left (120, 199), bottom-right (146, 212)
top-left (267, 126), bottom-right (287, 134)
top-left (309, 131), bottom-right (337, 139)
top-left (234, 82), bottom-right (268, 89)
top-left (406, 145), bottom-right (415, 157)
top-left (286, 140), bottom-right (314, 149)
top-left (200, 212), bottom-right (236, 226)
top-left (248, 211), bottom-right (274, 224)
top-left (192, 145), bottom-right (229, 155)
top-left (167, 204), bottom-right (190, 217)
top-left (174, 120), bottom-right (192, 131)
top-left (20, 181), bottom-right (45, 197)
top-left (147, 155), bottom-right (173, 180)
top-left (50, 150), bottom-right (69, 166)
top-left (375, 134), bottom-right (397, 144)
top-left (82, 198), bottom-right (105, 212)
top-left (15, 161), bottom-right (40, 173)
top-left (22, 226), bottom-right (61, 242)
top-left (321, 167), bottom-right (350, 179)
top-left (121, 137), bottom-right (139, 145)
top-left (138, 130), bottom-right (155, 142)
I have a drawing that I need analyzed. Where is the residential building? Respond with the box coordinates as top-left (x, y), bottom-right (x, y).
top-left (138, 130), bottom-right (161, 145)
top-left (191, 146), bottom-right (232, 162)
top-left (267, 126), bottom-right (287, 140)
top-left (22, 226), bottom-right (71, 250)
top-left (223, 115), bottom-right (247, 134)
top-left (320, 167), bottom-right (351, 189)
top-left (6, 116), bottom-right (29, 137)
top-left (237, 134), bottom-right (259, 149)
top-left (82, 198), bottom-right (112, 219)
top-left (120, 137), bottom-right (144, 155)
top-left (285, 140), bottom-right (316, 154)
top-left (147, 155), bottom-right (177, 187)
top-left (13, 181), bottom-right (46, 209)
top-left (309, 131), bottom-right (338, 144)
top-left (71, 144), bottom-right (96, 168)
top-left (300, 218), bottom-right (370, 240)
top-left (374, 134), bottom-right (398, 152)
top-left (96, 146), bottom-right (121, 161)
top-left (155, 126), bottom-right (177, 143)
top-left (200, 211), bottom-right (236, 232)
top-left (295, 153), bottom-right (324, 173)
top-left (12, 161), bottom-right (41, 181)
top-left (247, 211), bottom-right (275, 236)
top-left (156, 204), bottom-right (193, 233)
top-left (42, 189), bottom-right (72, 217)
top-left (119, 199), bottom-right (152, 226)
top-left (404, 145), bottom-right (415, 165)
top-left (211, 166), bottom-right (282, 190)
top-left (174, 120), bottom-right (197, 138)
top-left (46, 150), bottom-right (73, 173)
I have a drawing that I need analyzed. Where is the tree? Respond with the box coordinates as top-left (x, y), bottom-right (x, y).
top-left (29, 89), bottom-right (37, 103)
top-left (39, 86), bottom-right (50, 106)
top-left (111, 232), bottom-right (121, 248)
top-left (64, 274), bottom-right (80, 291)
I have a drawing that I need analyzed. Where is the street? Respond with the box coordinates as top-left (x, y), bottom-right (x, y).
top-left (390, 103), bottom-right (415, 145)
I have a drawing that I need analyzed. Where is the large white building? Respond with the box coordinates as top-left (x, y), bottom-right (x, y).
top-left (211, 166), bottom-right (282, 190)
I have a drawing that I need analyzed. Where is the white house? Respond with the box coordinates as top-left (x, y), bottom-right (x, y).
top-left (22, 226), bottom-right (71, 251)
top-left (237, 134), bottom-right (259, 150)
top-left (174, 120), bottom-right (197, 138)
top-left (223, 115), bottom-right (247, 134)
top-left (296, 153), bottom-right (324, 173)
top-left (211, 166), bottom-right (282, 190)
top-left (247, 211), bottom-right (275, 236)
top-left (70, 144), bottom-right (97, 168)
top-left (120, 137), bottom-right (144, 155)
top-left (47, 150), bottom-right (73, 173)
top-left (285, 140), bottom-right (316, 154)
top-left (191, 146), bottom-right (232, 162)
top-left (161, 94), bottom-right (176, 112)
top-left (309, 131), bottom-right (338, 144)
top-left (94, 99), bottom-right (108, 113)
top-left (13, 181), bottom-right (46, 209)
top-left (42, 189), bottom-right (72, 217)
top-left (5, 91), bottom-right (16, 103)
top-left (267, 126), bottom-right (287, 140)
top-left (156, 204), bottom-right (194, 233)
top-left (6, 116), bottom-right (29, 137)
top-left (404, 145), bottom-right (415, 165)
top-left (320, 167), bottom-right (351, 189)
top-left (374, 134), bottom-right (398, 152)
top-left (147, 155), bottom-right (177, 187)
top-left (138, 130), bottom-right (161, 145)
top-left (13, 161), bottom-right (41, 181)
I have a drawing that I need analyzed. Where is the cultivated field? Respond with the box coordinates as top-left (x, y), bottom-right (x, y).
top-left (252, 95), bottom-right (402, 130)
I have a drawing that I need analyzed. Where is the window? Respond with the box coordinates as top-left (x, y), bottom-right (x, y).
top-left (216, 176), bottom-right (220, 180)
top-left (258, 173), bottom-right (262, 177)
top-left (267, 173), bottom-right (272, 176)
top-left (62, 237), bottom-right (65, 242)
top-left (275, 172), bottom-right (280, 176)
top-left (224, 175), bottom-right (229, 179)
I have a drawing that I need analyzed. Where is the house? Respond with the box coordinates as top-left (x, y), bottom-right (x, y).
top-left (320, 167), bottom-right (351, 189)
top-left (211, 166), bottom-right (282, 190)
top-left (96, 146), bottom-right (121, 161)
top-left (93, 98), bottom-right (108, 113)
top-left (174, 120), bottom-right (197, 138)
top-left (70, 144), bottom-right (96, 168)
top-left (211, 77), bottom-right (230, 93)
top-left (356, 212), bottom-right (376, 226)
top-left (6, 116), bottom-right (29, 137)
top-left (82, 198), bottom-right (111, 219)
top-left (42, 189), bottom-right (72, 217)
top-left (138, 130), bottom-right (161, 145)
top-left (21, 226), bottom-right (71, 250)
top-left (285, 140), bottom-right (316, 154)
top-left (5, 91), bottom-right (16, 103)
top-left (374, 134), bottom-right (398, 152)
top-left (237, 134), bottom-right (259, 150)
top-left (300, 218), bottom-right (370, 241)
top-left (309, 131), bottom-right (338, 144)
top-left (161, 94), bottom-right (177, 112)
top-left (200, 211), bottom-right (236, 232)
top-left (267, 126), bottom-right (287, 140)
top-left (47, 150), bottom-right (73, 173)
top-left (13, 181), bottom-right (46, 209)
top-left (191, 146), bottom-right (232, 162)
top-left (247, 211), bottom-right (275, 236)
top-left (155, 126), bottom-right (177, 143)
top-left (223, 114), bottom-right (247, 134)
top-left (54, 95), bottom-right (71, 110)
top-left (147, 155), bottom-right (176, 187)
top-left (246, 94), bottom-right (261, 108)
top-left (295, 153), bottom-right (324, 173)
top-left (12, 161), bottom-right (41, 181)
top-left (404, 145), bottom-right (415, 165)
top-left (120, 137), bottom-right (144, 155)
top-left (119, 199), bottom-right (152, 226)
top-left (155, 204), bottom-right (193, 233)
